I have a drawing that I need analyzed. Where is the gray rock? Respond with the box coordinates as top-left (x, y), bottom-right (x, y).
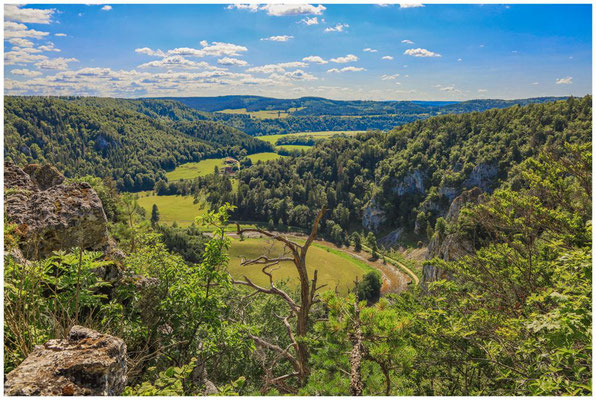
top-left (362, 197), bottom-right (386, 232)
top-left (4, 325), bottom-right (127, 396)
top-left (379, 227), bottom-right (404, 248)
top-left (438, 186), bottom-right (459, 202)
top-left (393, 170), bottom-right (425, 196)
top-left (423, 187), bottom-right (484, 288)
top-left (23, 164), bottom-right (65, 190)
top-left (463, 163), bottom-right (497, 193)
top-left (4, 162), bottom-right (109, 259)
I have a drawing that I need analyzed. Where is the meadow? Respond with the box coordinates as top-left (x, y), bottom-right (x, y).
top-left (165, 158), bottom-right (227, 181)
top-left (166, 153), bottom-right (283, 181)
top-left (216, 107), bottom-right (304, 119)
top-left (257, 130), bottom-right (366, 145)
top-left (137, 193), bottom-right (208, 226)
top-left (227, 237), bottom-right (373, 294)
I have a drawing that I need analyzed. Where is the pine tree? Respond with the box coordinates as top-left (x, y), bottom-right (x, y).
top-left (151, 204), bottom-right (160, 226)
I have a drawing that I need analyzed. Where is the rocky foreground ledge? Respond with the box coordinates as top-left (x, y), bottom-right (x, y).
top-left (4, 326), bottom-right (127, 396)
top-left (4, 162), bottom-right (109, 259)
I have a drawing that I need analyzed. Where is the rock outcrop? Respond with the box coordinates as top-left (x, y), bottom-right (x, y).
top-left (379, 227), bottom-right (404, 248)
top-left (422, 187), bottom-right (484, 288)
top-left (4, 326), bottom-right (127, 396)
top-left (393, 170), bottom-right (425, 196)
top-left (4, 162), bottom-right (109, 259)
top-left (463, 163), bottom-right (497, 193)
top-left (362, 197), bottom-right (386, 232)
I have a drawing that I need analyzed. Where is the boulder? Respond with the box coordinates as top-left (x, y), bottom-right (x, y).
top-left (4, 326), bottom-right (127, 396)
top-left (4, 162), bottom-right (109, 259)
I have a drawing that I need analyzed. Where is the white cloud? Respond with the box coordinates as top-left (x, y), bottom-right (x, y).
top-left (400, 3), bottom-right (424, 8)
top-left (382, 56), bottom-right (394, 60)
top-left (226, 4), bottom-right (259, 12)
top-left (10, 68), bottom-right (42, 77)
top-left (363, 48), bottom-right (378, 53)
top-left (327, 66), bottom-right (366, 73)
top-left (55, 33), bottom-right (67, 37)
top-left (5, 67), bottom-right (292, 97)
top-left (556, 76), bottom-right (573, 85)
top-left (260, 4), bottom-right (326, 16)
top-left (404, 48), bottom-right (441, 57)
top-left (217, 57), bottom-right (248, 66)
top-left (271, 69), bottom-right (317, 81)
top-left (4, 21), bottom-right (49, 39)
top-left (261, 35), bottom-right (294, 42)
top-left (299, 16), bottom-right (319, 25)
top-left (4, 5), bottom-right (55, 24)
top-left (247, 62), bottom-right (308, 74)
top-left (478, 89), bottom-right (488, 93)
top-left (401, 39), bottom-right (414, 44)
top-left (330, 54), bottom-right (358, 63)
top-left (38, 42), bottom-right (60, 52)
top-left (101, 5), bottom-right (112, 11)
top-left (302, 55), bottom-right (327, 64)
top-left (8, 38), bottom-right (34, 47)
top-left (457, 58), bottom-right (462, 62)
top-left (138, 55), bottom-right (220, 70)
top-left (439, 86), bottom-right (460, 93)
top-left (135, 41), bottom-right (248, 59)
top-left (4, 49), bottom-right (48, 65)
top-left (35, 57), bottom-right (79, 70)
top-left (531, 82), bottom-right (539, 85)
top-left (324, 23), bottom-right (349, 33)
top-left (381, 74), bottom-right (400, 80)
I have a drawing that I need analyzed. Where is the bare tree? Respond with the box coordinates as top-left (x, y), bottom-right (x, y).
top-left (349, 288), bottom-right (365, 396)
top-left (232, 207), bottom-right (326, 391)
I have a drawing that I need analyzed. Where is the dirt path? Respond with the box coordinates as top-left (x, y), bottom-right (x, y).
top-left (227, 230), bottom-right (412, 295)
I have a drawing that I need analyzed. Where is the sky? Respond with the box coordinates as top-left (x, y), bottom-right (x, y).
top-left (3, 3), bottom-right (593, 101)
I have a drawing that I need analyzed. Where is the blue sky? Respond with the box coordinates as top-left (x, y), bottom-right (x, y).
top-left (4, 3), bottom-right (592, 100)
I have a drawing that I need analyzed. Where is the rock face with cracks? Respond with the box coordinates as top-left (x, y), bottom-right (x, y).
top-left (4, 162), bottom-right (109, 259)
top-left (4, 326), bottom-right (127, 396)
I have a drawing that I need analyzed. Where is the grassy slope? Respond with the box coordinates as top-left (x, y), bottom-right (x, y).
top-left (227, 237), bottom-right (370, 294)
top-left (247, 152), bottom-right (284, 163)
top-left (165, 158), bottom-right (227, 181)
top-left (138, 194), bottom-right (208, 226)
top-left (166, 153), bottom-right (283, 181)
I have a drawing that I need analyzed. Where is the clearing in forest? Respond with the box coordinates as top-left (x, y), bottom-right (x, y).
top-left (227, 236), bottom-right (373, 294)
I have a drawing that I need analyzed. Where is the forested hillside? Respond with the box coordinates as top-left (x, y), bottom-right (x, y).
top-left (162, 95), bottom-right (565, 116)
top-left (4, 94), bottom-right (591, 396)
top-left (4, 97), bottom-right (272, 191)
top-left (220, 96), bottom-right (592, 241)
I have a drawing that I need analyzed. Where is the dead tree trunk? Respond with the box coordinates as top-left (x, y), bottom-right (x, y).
top-left (349, 294), bottom-right (364, 396)
top-left (232, 207), bottom-right (327, 391)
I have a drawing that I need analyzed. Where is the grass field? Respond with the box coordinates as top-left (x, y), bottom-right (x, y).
top-left (247, 152), bottom-right (284, 163)
top-left (167, 153), bottom-right (280, 181)
top-left (216, 107), bottom-right (303, 119)
top-left (257, 130), bottom-right (366, 145)
top-left (137, 194), bottom-right (208, 226)
top-left (227, 237), bottom-right (372, 294)
top-left (277, 145), bottom-right (312, 152)
top-left (166, 158), bottom-right (227, 181)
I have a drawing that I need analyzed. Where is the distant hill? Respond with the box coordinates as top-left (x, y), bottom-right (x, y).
top-left (156, 95), bottom-right (568, 117)
top-left (4, 96), bottom-right (273, 191)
